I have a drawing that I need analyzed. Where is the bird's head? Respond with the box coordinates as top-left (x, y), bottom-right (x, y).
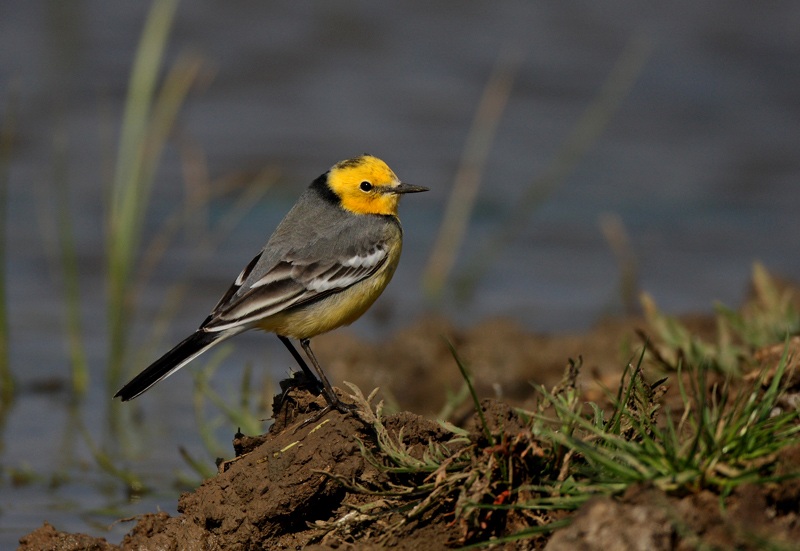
top-left (326, 155), bottom-right (428, 216)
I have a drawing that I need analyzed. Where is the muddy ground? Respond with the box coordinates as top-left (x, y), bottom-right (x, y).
top-left (17, 302), bottom-right (800, 550)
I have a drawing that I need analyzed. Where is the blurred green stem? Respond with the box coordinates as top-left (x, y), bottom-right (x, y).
top-left (455, 33), bottom-right (652, 301)
top-left (0, 84), bottom-right (15, 407)
top-left (423, 46), bottom-right (522, 299)
top-left (599, 213), bottom-right (639, 316)
top-left (53, 126), bottom-right (90, 397)
top-left (106, 0), bottom-right (180, 393)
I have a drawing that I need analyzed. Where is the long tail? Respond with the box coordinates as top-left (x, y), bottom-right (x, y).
top-left (114, 329), bottom-right (237, 401)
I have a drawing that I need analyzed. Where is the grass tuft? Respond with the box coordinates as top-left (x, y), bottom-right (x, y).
top-left (317, 335), bottom-right (800, 547)
top-left (642, 262), bottom-right (800, 373)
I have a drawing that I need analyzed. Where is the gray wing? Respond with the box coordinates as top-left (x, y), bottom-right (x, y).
top-left (201, 211), bottom-right (398, 332)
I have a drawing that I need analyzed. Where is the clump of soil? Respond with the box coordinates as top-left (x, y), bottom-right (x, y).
top-left (19, 387), bottom-right (469, 550)
top-left (17, 312), bottom-right (800, 550)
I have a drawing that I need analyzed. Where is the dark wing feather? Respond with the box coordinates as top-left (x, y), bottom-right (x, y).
top-left (207, 250), bottom-right (263, 317)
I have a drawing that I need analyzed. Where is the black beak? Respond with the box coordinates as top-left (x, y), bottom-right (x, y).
top-left (391, 182), bottom-right (429, 194)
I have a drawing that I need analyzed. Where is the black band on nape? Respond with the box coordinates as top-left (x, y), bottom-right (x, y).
top-left (309, 172), bottom-right (340, 206)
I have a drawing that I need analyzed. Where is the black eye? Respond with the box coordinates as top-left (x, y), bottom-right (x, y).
top-left (359, 181), bottom-right (373, 192)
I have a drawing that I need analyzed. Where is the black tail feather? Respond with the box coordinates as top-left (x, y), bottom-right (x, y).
top-left (114, 330), bottom-right (220, 401)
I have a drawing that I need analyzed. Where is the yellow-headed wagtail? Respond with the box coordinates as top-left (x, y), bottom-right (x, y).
top-left (114, 155), bottom-right (427, 416)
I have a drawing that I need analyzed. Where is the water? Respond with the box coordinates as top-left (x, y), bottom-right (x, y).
top-left (2, 1), bottom-right (800, 546)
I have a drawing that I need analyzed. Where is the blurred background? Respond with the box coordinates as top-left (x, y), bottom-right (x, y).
top-left (2, 0), bottom-right (799, 545)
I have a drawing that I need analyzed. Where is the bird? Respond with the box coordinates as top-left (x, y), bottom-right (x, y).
top-left (114, 154), bottom-right (428, 418)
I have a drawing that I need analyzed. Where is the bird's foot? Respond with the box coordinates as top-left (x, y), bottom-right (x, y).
top-left (292, 393), bottom-right (356, 433)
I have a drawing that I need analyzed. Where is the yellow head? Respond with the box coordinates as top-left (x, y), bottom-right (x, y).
top-left (326, 155), bottom-right (428, 216)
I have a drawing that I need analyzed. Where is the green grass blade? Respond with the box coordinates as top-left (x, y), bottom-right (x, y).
top-left (446, 340), bottom-right (493, 445)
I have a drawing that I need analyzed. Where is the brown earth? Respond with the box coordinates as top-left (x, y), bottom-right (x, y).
top-left (17, 308), bottom-right (800, 550)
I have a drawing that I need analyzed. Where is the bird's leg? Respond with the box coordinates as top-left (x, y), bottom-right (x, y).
top-left (278, 335), bottom-right (322, 393)
top-left (277, 335), bottom-right (354, 430)
top-left (300, 338), bottom-right (355, 414)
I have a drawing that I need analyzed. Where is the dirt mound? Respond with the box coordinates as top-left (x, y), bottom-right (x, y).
top-left (17, 308), bottom-right (800, 550)
top-left (19, 387), bottom-right (467, 550)
top-left (19, 384), bottom-right (800, 550)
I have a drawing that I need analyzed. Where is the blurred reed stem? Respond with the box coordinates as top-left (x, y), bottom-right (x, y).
top-left (131, 166), bottom-right (279, 374)
top-left (53, 126), bottom-right (90, 397)
top-left (599, 213), bottom-right (639, 316)
top-left (105, 0), bottom-right (182, 395)
top-left (455, 33), bottom-right (652, 301)
top-left (422, 46), bottom-right (522, 299)
top-left (191, 349), bottom-right (266, 457)
top-left (0, 85), bottom-right (15, 407)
